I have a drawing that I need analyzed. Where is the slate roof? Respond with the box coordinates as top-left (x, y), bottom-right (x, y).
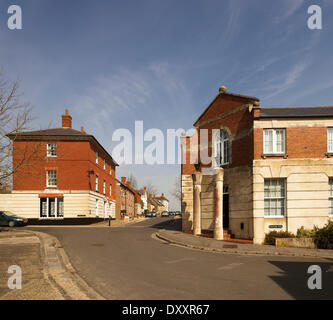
top-left (260, 106), bottom-right (333, 119)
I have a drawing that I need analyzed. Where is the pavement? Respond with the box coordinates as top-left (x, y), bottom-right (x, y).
top-left (0, 227), bottom-right (103, 300)
top-left (155, 226), bottom-right (333, 259)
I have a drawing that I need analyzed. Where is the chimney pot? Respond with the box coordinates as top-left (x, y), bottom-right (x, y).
top-left (121, 177), bottom-right (126, 184)
top-left (81, 126), bottom-right (84, 133)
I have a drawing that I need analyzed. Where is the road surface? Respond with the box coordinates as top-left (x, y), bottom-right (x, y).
top-left (29, 217), bottom-right (333, 299)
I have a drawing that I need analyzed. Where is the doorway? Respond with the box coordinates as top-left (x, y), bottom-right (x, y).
top-left (223, 186), bottom-right (229, 229)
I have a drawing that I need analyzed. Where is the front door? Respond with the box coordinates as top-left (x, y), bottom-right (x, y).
top-left (223, 191), bottom-right (229, 229)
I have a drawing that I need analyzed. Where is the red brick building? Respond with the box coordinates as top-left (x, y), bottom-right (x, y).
top-left (115, 177), bottom-right (142, 220)
top-left (181, 86), bottom-right (333, 244)
top-left (0, 110), bottom-right (118, 223)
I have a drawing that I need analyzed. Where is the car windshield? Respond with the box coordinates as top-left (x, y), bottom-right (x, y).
top-left (3, 211), bottom-right (18, 217)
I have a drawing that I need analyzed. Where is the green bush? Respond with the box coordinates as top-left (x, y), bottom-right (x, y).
top-left (313, 221), bottom-right (333, 249)
top-left (296, 226), bottom-right (315, 238)
top-left (264, 230), bottom-right (295, 246)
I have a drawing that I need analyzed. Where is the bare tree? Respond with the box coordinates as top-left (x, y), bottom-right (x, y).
top-left (127, 173), bottom-right (138, 189)
top-left (170, 174), bottom-right (181, 201)
top-left (0, 72), bottom-right (38, 187)
top-left (145, 182), bottom-right (157, 198)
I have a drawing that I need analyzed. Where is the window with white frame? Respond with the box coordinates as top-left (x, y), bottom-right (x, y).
top-left (328, 128), bottom-right (333, 153)
top-left (40, 197), bottom-right (63, 218)
top-left (329, 179), bottom-right (333, 216)
top-left (96, 151), bottom-right (98, 164)
top-left (103, 180), bottom-right (106, 194)
top-left (95, 175), bottom-right (98, 192)
top-left (46, 170), bottom-right (57, 187)
top-left (47, 143), bottom-right (57, 157)
top-left (263, 129), bottom-right (285, 154)
top-left (110, 184), bottom-right (112, 196)
top-left (213, 130), bottom-right (230, 167)
top-left (264, 179), bottom-right (285, 217)
top-left (104, 159), bottom-right (106, 170)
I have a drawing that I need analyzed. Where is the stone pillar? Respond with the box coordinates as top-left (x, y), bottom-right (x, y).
top-left (214, 168), bottom-right (224, 240)
top-left (192, 172), bottom-right (202, 236)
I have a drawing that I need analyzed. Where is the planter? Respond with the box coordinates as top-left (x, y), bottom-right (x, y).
top-left (275, 237), bottom-right (315, 249)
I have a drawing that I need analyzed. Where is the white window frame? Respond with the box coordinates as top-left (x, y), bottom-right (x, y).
top-left (328, 128), bottom-right (333, 153)
top-left (213, 129), bottom-right (230, 167)
top-left (104, 159), bottom-right (106, 170)
top-left (40, 197), bottom-right (64, 219)
top-left (95, 175), bottom-right (98, 192)
top-left (264, 179), bottom-right (286, 218)
top-left (103, 180), bottom-right (106, 194)
top-left (46, 170), bottom-right (57, 188)
top-left (47, 143), bottom-right (57, 157)
top-left (96, 151), bottom-right (98, 164)
top-left (329, 178), bottom-right (333, 217)
top-left (263, 129), bottom-right (286, 154)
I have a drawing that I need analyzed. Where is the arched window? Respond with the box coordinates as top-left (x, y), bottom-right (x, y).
top-left (213, 130), bottom-right (230, 166)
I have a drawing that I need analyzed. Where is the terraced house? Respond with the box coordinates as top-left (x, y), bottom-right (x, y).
top-left (181, 86), bottom-right (333, 244)
top-left (0, 110), bottom-right (118, 223)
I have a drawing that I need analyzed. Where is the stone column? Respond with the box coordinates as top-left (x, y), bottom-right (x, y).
top-left (214, 168), bottom-right (224, 240)
top-left (192, 172), bottom-right (202, 236)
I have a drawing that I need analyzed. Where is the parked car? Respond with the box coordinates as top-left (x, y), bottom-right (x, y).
top-left (152, 211), bottom-right (157, 217)
top-left (175, 211), bottom-right (181, 216)
top-left (161, 211), bottom-right (169, 217)
top-left (145, 211), bottom-right (153, 218)
top-left (0, 211), bottom-right (28, 227)
top-left (169, 211), bottom-right (175, 216)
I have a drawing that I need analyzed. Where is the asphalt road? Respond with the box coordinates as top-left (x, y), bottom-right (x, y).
top-left (29, 217), bottom-right (333, 300)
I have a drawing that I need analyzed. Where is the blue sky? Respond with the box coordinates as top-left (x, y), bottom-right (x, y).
top-left (1, 0), bottom-right (333, 209)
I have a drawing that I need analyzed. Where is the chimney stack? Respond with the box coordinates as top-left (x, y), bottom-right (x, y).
top-left (62, 109), bottom-right (72, 128)
top-left (81, 126), bottom-right (85, 133)
top-left (121, 177), bottom-right (126, 184)
top-left (144, 186), bottom-right (146, 191)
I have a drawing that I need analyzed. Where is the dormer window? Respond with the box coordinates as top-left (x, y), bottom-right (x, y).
top-left (213, 130), bottom-right (230, 167)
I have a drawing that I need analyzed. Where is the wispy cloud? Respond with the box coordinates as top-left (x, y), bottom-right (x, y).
top-left (262, 60), bottom-right (310, 99)
top-left (274, 0), bottom-right (304, 24)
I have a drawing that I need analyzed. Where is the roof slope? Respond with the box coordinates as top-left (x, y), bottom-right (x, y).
top-left (260, 106), bottom-right (333, 118)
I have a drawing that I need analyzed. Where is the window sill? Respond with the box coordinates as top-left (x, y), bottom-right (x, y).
top-left (46, 186), bottom-right (57, 189)
top-left (264, 216), bottom-right (285, 219)
top-left (39, 217), bottom-right (64, 220)
top-left (261, 154), bottom-right (288, 159)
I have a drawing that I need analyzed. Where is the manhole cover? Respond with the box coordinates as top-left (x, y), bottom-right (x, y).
top-left (91, 243), bottom-right (104, 247)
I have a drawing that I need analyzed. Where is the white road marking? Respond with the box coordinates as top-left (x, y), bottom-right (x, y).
top-left (166, 257), bottom-right (194, 264)
top-left (217, 263), bottom-right (243, 271)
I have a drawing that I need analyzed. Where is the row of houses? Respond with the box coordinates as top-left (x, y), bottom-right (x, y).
top-left (0, 110), bottom-right (168, 223)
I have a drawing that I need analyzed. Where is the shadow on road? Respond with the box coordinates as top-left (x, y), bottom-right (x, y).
top-left (268, 259), bottom-right (333, 299)
top-left (150, 218), bottom-right (182, 231)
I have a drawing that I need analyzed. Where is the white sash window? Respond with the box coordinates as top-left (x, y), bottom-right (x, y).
top-left (263, 129), bottom-right (285, 154)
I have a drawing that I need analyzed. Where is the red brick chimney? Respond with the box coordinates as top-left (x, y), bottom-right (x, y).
top-left (121, 177), bottom-right (126, 184)
top-left (144, 186), bottom-right (146, 191)
top-left (62, 109), bottom-right (72, 128)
